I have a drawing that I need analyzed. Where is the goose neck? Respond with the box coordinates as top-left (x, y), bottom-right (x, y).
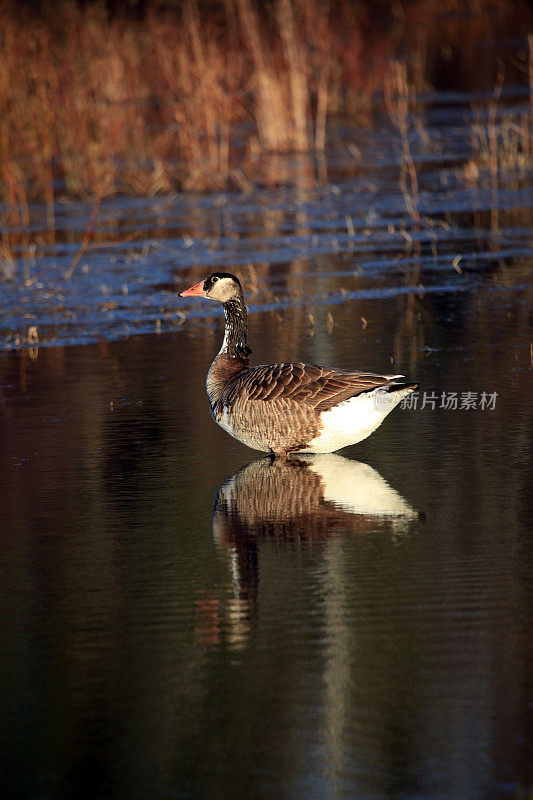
top-left (219, 297), bottom-right (251, 359)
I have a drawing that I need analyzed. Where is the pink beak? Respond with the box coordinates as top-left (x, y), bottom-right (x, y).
top-left (178, 280), bottom-right (206, 298)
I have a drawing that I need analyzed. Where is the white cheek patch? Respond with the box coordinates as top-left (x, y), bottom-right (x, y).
top-left (217, 277), bottom-right (238, 303)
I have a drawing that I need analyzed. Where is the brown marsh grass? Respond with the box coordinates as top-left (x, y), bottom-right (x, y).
top-left (0, 0), bottom-right (361, 206)
top-left (5, 0), bottom-right (514, 207)
top-left (0, 0), bottom-right (531, 282)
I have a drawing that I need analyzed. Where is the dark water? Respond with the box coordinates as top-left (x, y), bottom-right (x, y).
top-left (1, 88), bottom-right (532, 800)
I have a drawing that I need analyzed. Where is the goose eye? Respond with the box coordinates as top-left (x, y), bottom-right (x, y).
top-left (211, 276), bottom-right (219, 283)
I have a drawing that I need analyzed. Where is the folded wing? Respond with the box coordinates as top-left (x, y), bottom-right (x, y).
top-left (236, 362), bottom-right (402, 412)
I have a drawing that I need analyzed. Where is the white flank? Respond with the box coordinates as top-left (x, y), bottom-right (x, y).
top-left (301, 385), bottom-right (413, 453)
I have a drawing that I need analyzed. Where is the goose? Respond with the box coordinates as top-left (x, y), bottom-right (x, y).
top-left (178, 272), bottom-right (418, 459)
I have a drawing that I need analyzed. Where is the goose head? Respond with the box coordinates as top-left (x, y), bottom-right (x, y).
top-left (179, 272), bottom-right (243, 304)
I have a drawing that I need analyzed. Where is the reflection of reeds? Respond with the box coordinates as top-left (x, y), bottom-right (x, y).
top-left (465, 105), bottom-right (531, 189)
top-left (465, 94), bottom-right (531, 232)
top-left (462, 36), bottom-right (532, 233)
top-left (384, 59), bottom-right (423, 227)
top-left (383, 59), bottom-right (427, 371)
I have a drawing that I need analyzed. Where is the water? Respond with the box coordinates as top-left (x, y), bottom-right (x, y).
top-left (2, 89), bottom-right (530, 349)
top-left (0, 88), bottom-right (531, 800)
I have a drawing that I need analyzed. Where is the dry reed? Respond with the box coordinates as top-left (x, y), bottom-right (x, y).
top-left (465, 105), bottom-right (531, 190)
top-left (463, 49), bottom-right (532, 232)
top-left (384, 59), bottom-right (423, 227)
top-left (0, 0), bottom-right (530, 273)
top-left (0, 0), bottom-right (407, 208)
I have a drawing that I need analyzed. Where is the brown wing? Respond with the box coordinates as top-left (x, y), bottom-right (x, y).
top-left (235, 362), bottom-right (397, 412)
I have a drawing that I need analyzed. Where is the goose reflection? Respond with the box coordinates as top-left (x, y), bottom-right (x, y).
top-left (211, 454), bottom-right (419, 646)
